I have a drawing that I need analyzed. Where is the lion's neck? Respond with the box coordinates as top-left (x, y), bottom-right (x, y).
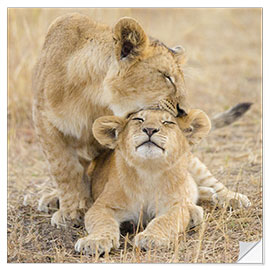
top-left (65, 33), bottom-right (116, 108)
top-left (115, 150), bottom-right (188, 191)
top-left (47, 38), bottom-right (116, 139)
top-left (112, 151), bottom-right (190, 222)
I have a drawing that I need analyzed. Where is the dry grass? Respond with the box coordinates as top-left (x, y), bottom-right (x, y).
top-left (7, 8), bottom-right (262, 263)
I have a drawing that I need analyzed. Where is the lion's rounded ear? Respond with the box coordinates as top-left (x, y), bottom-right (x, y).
top-left (171, 45), bottom-right (187, 65)
top-left (177, 109), bottom-right (211, 145)
top-left (92, 116), bottom-right (125, 149)
top-left (113, 17), bottom-right (148, 65)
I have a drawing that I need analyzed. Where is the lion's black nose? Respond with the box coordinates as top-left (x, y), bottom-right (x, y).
top-left (176, 104), bottom-right (187, 117)
top-left (142, 127), bottom-right (159, 137)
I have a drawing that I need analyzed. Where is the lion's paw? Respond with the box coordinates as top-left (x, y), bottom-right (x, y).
top-left (51, 209), bottom-right (85, 228)
top-left (37, 187), bottom-right (59, 213)
top-left (215, 190), bottom-right (251, 209)
top-left (51, 210), bottom-right (68, 227)
top-left (38, 199), bottom-right (50, 213)
top-left (75, 233), bottom-right (120, 255)
top-left (134, 231), bottom-right (170, 250)
top-left (189, 205), bottom-right (204, 228)
top-left (38, 196), bottom-right (59, 213)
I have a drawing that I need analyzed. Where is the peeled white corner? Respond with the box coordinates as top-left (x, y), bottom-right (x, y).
top-left (237, 240), bottom-right (263, 263)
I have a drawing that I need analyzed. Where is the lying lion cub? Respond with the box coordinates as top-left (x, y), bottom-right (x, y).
top-left (75, 108), bottom-right (212, 254)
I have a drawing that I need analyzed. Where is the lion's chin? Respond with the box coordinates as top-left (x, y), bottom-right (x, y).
top-left (135, 142), bottom-right (164, 159)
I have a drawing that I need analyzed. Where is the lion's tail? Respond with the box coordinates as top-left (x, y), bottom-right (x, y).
top-left (211, 102), bottom-right (253, 131)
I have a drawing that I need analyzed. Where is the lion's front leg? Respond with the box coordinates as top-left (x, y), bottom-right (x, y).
top-left (48, 150), bottom-right (92, 227)
top-left (35, 118), bottom-right (92, 227)
top-left (75, 202), bottom-right (120, 255)
top-left (134, 203), bottom-right (190, 250)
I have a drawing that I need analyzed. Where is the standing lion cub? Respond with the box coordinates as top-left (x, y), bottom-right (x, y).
top-left (75, 108), bottom-right (210, 254)
top-left (32, 13), bottom-right (189, 226)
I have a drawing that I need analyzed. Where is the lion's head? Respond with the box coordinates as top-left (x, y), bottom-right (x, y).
top-left (93, 109), bottom-right (211, 168)
top-left (105, 17), bottom-right (189, 117)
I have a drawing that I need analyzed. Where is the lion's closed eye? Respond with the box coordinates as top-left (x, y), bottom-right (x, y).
top-left (132, 117), bottom-right (144, 123)
top-left (162, 120), bottom-right (176, 125)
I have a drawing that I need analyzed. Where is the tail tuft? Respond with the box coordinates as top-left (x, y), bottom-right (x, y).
top-left (211, 102), bottom-right (253, 130)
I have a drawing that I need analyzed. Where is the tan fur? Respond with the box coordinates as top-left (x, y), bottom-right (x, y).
top-left (189, 156), bottom-right (251, 208)
top-left (32, 13), bottom-right (190, 225)
top-left (74, 109), bottom-right (211, 254)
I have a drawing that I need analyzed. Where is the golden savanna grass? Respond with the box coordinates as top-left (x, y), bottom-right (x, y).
top-left (8, 8), bottom-right (262, 263)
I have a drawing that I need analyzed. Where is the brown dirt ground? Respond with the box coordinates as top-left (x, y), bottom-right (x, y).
top-left (7, 8), bottom-right (262, 263)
